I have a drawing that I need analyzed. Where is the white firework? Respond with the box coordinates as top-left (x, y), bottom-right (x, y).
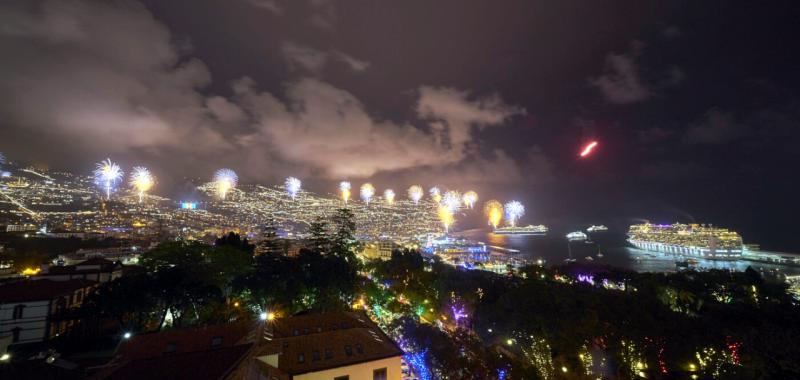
top-left (384, 189), bottom-right (396, 204)
top-left (462, 191), bottom-right (478, 209)
top-left (360, 183), bottom-right (375, 204)
top-left (94, 158), bottom-right (123, 200)
top-left (285, 177), bottom-right (302, 198)
top-left (443, 191), bottom-right (462, 212)
top-left (339, 181), bottom-right (351, 204)
top-left (408, 185), bottom-right (423, 204)
top-left (504, 201), bottom-right (525, 227)
top-left (213, 168), bottom-right (238, 200)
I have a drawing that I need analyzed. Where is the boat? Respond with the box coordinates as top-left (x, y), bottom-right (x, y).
top-left (587, 225), bottom-right (608, 232)
top-left (566, 231), bottom-right (588, 241)
top-left (493, 224), bottom-right (548, 235)
top-left (585, 256), bottom-right (594, 261)
top-left (628, 223), bottom-right (743, 260)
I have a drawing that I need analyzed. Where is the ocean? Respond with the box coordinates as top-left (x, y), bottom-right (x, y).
top-left (455, 228), bottom-right (800, 276)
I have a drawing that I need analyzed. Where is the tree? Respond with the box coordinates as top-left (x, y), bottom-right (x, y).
top-left (330, 208), bottom-right (359, 263)
top-left (256, 218), bottom-right (283, 256)
top-left (307, 218), bottom-right (330, 254)
top-left (216, 231), bottom-right (254, 254)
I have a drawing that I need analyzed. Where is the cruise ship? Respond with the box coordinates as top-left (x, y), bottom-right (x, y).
top-left (627, 223), bottom-right (743, 260)
top-left (587, 225), bottom-right (608, 232)
top-left (493, 224), bottom-right (548, 235)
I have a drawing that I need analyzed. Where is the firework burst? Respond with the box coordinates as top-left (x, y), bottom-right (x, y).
top-left (384, 189), bottom-right (396, 204)
top-left (94, 158), bottom-right (123, 200)
top-left (129, 166), bottom-right (154, 202)
top-left (408, 185), bottom-right (423, 204)
top-left (360, 183), bottom-right (375, 204)
top-left (213, 169), bottom-right (238, 200)
top-left (443, 191), bottom-right (462, 212)
top-left (504, 200), bottom-right (525, 227)
top-left (462, 191), bottom-right (478, 209)
top-left (285, 177), bottom-right (302, 198)
top-left (438, 205), bottom-right (454, 234)
top-left (429, 186), bottom-right (442, 203)
top-left (484, 200), bottom-right (503, 229)
top-left (339, 181), bottom-right (351, 204)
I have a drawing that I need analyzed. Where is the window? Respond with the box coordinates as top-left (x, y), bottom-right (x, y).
top-left (312, 350), bottom-right (320, 361)
top-left (11, 327), bottom-right (21, 343)
top-left (297, 353), bottom-right (305, 363)
top-left (164, 342), bottom-right (177, 355)
top-left (12, 304), bottom-right (25, 319)
top-left (210, 336), bottom-right (223, 348)
top-left (373, 368), bottom-right (387, 380)
top-left (344, 345), bottom-right (353, 356)
top-left (334, 376), bottom-right (349, 380)
top-left (355, 343), bottom-right (364, 354)
top-left (324, 348), bottom-right (333, 359)
top-left (293, 329), bottom-right (299, 336)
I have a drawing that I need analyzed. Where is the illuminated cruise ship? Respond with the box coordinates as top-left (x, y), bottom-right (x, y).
top-left (493, 224), bottom-right (548, 235)
top-left (627, 223), bottom-right (743, 260)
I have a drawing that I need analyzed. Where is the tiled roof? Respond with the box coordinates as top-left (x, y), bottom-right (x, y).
top-left (101, 343), bottom-right (252, 380)
top-left (269, 311), bottom-right (373, 338)
top-left (115, 322), bottom-right (255, 361)
top-left (260, 327), bottom-right (402, 375)
top-left (254, 311), bottom-right (403, 376)
top-left (0, 279), bottom-right (96, 303)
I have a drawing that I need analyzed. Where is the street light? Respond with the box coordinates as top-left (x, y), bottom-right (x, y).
top-left (123, 332), bottom-right (132, 339)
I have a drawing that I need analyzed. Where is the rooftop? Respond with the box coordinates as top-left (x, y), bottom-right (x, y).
top-left (254, 311), bottom-right (403, 376)
top-left (0, 279), bottom-right (96, 303)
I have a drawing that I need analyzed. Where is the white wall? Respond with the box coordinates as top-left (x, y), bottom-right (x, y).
top-left (0, 300), bottom-right (50, 344)
top-left (294, 355), bottom-right (402, 380)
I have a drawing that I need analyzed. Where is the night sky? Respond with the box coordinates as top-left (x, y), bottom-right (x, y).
top-left (1, 1), bottom-right (799, 250)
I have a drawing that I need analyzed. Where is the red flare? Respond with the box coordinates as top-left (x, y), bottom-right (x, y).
top-left (579, 141), bottom-right (599, 157)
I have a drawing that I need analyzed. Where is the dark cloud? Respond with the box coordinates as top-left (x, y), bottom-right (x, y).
top-left (683, 108), bottom-right (749, 144)
top-left (282, 42), bottom-right (370, 74)
top-left (242, 0), bottom-right (283, 15)
top-left (589, 47), bottom-right (651, 104)
top-left (0, 0), bottom-right (523, 184)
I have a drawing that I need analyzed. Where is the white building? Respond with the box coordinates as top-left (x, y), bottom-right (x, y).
top-left (0, 279), bottom-right (96, 345)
